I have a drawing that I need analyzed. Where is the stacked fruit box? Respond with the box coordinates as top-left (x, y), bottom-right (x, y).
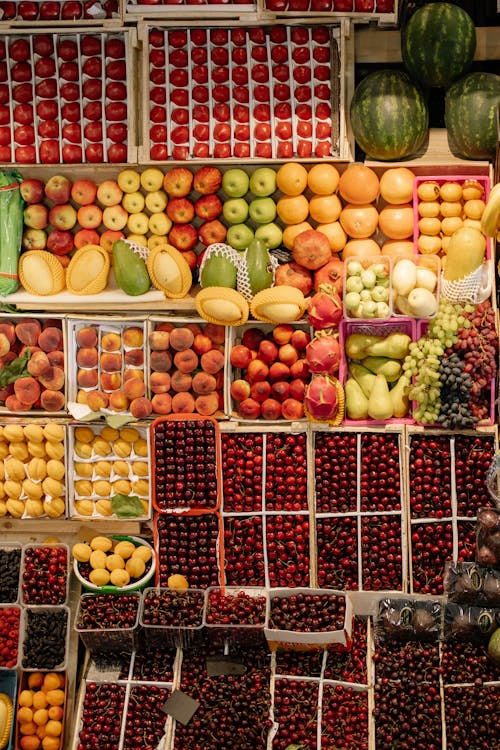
top-left (0, 1), bottom-right (120, 23)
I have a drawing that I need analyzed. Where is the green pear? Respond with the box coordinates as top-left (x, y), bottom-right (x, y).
top-left (349, 362), bottom-right (376, 398)
top-left (367, 373), bottom-right (393, 420)
top-left (389, 374), bottom-right (410, 418)
top-left (361, 356), bottom-right (402, 382)
top-left (345, 378), bottom-right (369, 419)
top-left (364, 333), bottom-right (412, 359)
top-left (345, 333), bottom-right (382, 360)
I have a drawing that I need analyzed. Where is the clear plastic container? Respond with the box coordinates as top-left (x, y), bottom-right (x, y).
top-left (140, 587), bottom-right (205, 649)
top-left (75, 592), bottom-right (140, 654)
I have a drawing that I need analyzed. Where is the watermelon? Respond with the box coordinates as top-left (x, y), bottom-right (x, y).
top-left (401, 2), bottom-right (476, 89)
top-left (349, 69), bottom-right (429, 161)
top-left (445, 72), bottom-right (500, 160)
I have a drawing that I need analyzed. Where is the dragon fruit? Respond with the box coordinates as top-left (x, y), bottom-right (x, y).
top-left (304, 374), bottom-right (340, 421)
top-left (306, 331), bottom-right (341, 374)
top-left (307, 284), bottom-right (343, 330)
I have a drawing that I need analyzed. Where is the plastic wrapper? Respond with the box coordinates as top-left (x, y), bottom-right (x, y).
top-left (476, 507), bottom-right (500, 569)
top-left (375, 597), bottom-right (442, 643)
top-left (0, 171), bottom-right (23, 297)
top-left (443, 603), bottom-right (500, 642)
top-left (444, 561), bottom-right (500, 607)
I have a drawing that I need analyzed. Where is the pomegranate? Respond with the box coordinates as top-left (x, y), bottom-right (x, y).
top-left (274, 261), bottom-right (313, 295)
top-left (306, 332), bottom-right (341, 375)
top-left (307, 284), bottom-right (343, 330)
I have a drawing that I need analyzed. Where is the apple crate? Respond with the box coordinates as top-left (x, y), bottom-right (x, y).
top-left (0, 604), bottom-right (21, 669)
top-left (258, 0), bottom-right (398, 24)
top-left (75, 591), bottom-right (141, 654)
top-left (227, 320), bottom-right (313, 422)
top-left (0, 669), bottom-right (16, 750)
top-left (265, 587), bottom-right (352, 650)
top-left (67, 421), bottom-right (151, 520)
top-left (147, 316), bottom-right (228, 421)
top-left (0, 27), bottom-right (136, 166)
top-left (138, 22), bottom-right (351, 162)
top-left (0, 419), bottom-right (68, 520)
top-left (339, 317), bottom-right (417, 426)
top-left (0, 542), bottom-right (22, 603)
top-left (0, 313), bottom-right (67, 416)
top-left (140, 587), bottom-right (205, 649)
top-left (125, 0), bottom-right (256, 19)
top-left (0, 1), bottom-right (121, 24)
top-left (20, 604), bottom-right (70, 671)
top-left (204, 585), bottom-right (269, 649)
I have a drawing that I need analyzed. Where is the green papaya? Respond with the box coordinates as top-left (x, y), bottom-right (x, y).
top-left (200, 253), bottom-right (238, 289)
top-left (112, 239), bottom-right (151, 296)
top-left (243, 238), bottom-right (274, 295)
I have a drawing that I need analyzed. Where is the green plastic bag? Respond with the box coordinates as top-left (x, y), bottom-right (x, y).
top-left (0, 170), bottom-right (24, 296)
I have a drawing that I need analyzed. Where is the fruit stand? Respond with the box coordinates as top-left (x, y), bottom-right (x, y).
top-left (0, 2), bottom-right (499, 750)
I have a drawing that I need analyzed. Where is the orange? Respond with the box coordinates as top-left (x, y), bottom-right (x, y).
top-left (306, 163), bottom-right (340, 195)
top-left (342, 238), bottom-right (381, 259)
top-left (276, 162), bottom-right (308, 196)
top-left (316, 221), bottom-right (347, 252)
top-left (308, 193), bottom-right (342, 224)
top-left (339, 203), bottom-right (379, 239)
top-left (276, 194), bottom-right (309, 225)
top-left (440, 201), bottom-right (462, 218)
top-left (418, 217), bottom-right (441, 236)
top-left (378, 203), bottom-right (414, 239)
top-left (441, 216), bottom-right (463, 236)
top-left (464, 199), bottom-right (485, 220)
top-left (338, 164), bottom-right (379, 204)
top-left (282, 221), bottom-right (313, 250)
top-left (381, 240), bottom-right (414, 260)
top-left (379, 167), bottom-right (415, 204)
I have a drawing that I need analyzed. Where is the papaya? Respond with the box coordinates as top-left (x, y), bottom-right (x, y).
top-left (200, 252), bottom-right (238, 289)
top-left (237, 238), bottom-right (275, 299)
top-left (112, 239), bottom-right (151, 296)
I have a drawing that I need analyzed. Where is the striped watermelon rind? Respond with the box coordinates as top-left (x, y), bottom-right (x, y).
top-left (401, 2), bottom-right (476, 89)
top-left (445, 72), bottom-right (500, 160)
top-left (349, 69), bottom-right (429, 161)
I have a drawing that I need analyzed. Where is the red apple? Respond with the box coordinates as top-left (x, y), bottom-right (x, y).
top-left (168, 223), bottom-right (198, 252)
top-left (195, 194), bottom-right (222, 221)
top-left (23, 203), bottom-right (49, 229)
top-left (166, 197), bottom-right (195, 224)
top-left (20, 178), bottom-right (44, 204)
top-left (22, 228), bottom-right (47, 251)
top-left (198, 219), bottom-right (226, 246)
top-left (46, 229), bottom-right (74, 256)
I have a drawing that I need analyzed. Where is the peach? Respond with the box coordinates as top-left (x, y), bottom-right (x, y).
top-left (100, 332), bottom-right (121, 352)
top-left (170, 370), bottom-right (192, 393)
top-left (77, 368), bottom-right (99, 388)
top-left (200, 349), bottom-right (225, 375)
top-left (272, 324), bottom-right (295, 345)
top-left (230, 344), bottom-right (253, 369)
top-left (149, 371), bottom-right (171, 394)
top-left (0, 321), bottom-right (16, 346)
top-left (155, 321), bottom-right (175, 333)
top-left (19, 345), bottom-right (41, 358)
top-left (149, 350), bottom-right (172, 373)
top-left (129, 396), bottom-right (152, 419)
top-left (270, 380), bottom-right (290, 402)
top-left (76, 347), bottom-right (98, 368)
top-left (48, 706), bottom-right (63, 721)
top-left (230, 379), bottom-right (251, 402)
top-left (250, 380), bottom-right (272, 402)
top-left (123, 376), bottom-right (145, 400)
top-left (15, 319), bottom-right (42, 346)
top-left (171, 391), bottom-right (195, 413)
top-left (173, 349), bottom-right (198, 374)
top-left (169, 327), bottom-right (194, 352)
top-left (215, 370), bottom-right (224, 389)
top-left (124, 348), bottom-right (144, 367)
top-left (195, 392), bottom-right (219, 416)
top-left (20, 736), bottom-right (41, 750)
top-left (261, 398), bottom-right (282, 420)
top-left (0, 350), bottom-right (17, 366)
top-left (86, 390), bottom-right (109, 411)
top-left (108, 391), bottom-right (129, 412)
top-left (148, 330), bottom-right (170, 351)
top-left (38, 327), bottom-right (63, 353)
top-left (27, 351), bottom-right (52, 378)
top-left (0, 384), bottom-right (13, 402)
top-left (40, 390), bottom-right (65, 412)
top-left (123, 327), bottom-right (144, 347)
top-left (290, 359), bottom-right (309, 380)
top-left (241, 327), bottom-right (264, 350)
top-left (123, 368), bottom-right (144, 383)
top-left (100, 352), bottom-right (122, 372)
top-left (151, 392), bottom-right (172, 415)
top-left (205, 323), bottom-right (225, 344)
top-left (76, 390), bottom-right (88, 405)
top-left (100, 372), bottom-right (122, 391)
top-left (289, 378), bottom-right (306, 401)
top-left (192, 371), bottom-right (216, 394)
top-left (76, 326), bottom-right (98, 348)
top-left (38, 366), bottom-right (65, 391)
top-left (4, 394), bottom-right (31, 411)
top-left (281, 397), bottom-right (304, 420)
top-left (268, 361), bottom-right (290, 382)
top-left (0, 333), bottom-right (10, 357)
top-left (14, 377), bottom-right (41, 405)
top-left (278, 343), bottom-right (299, 366)
top-left (185, 322), bottom-right (203, 337)
top-left (258, 339), bottom-right (279, 363)
top-left (290, 329), bottom-right (311, 350)
top-left (193, 334), bottom-right (213, 355)
top-left (47, 350), bottom-right (64, 368)
top-left (246, 358), bottom-right (268, 383)
top-left (238, 397), bottom-right (261, 419)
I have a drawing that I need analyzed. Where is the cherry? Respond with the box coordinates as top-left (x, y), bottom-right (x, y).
top-left (360, 433), bottom-right (402, 512)
top-left (273, 678), bottom-right (319, 749)
top-left (131, 643), bottom-right (176, 682)
top-left (221, 432), bottom-right (263, 513)
top-left (444, 685), bottom-right (499, 749)
top-left (265, 432), bottom-right (308, 511)
top-left (265, 513), bottom-right (310, 587)
top-left (411, 521), bottom-right (453, 594)
top-left (454, 434), bottom-right (495, 517)
top-left (314, 432), bottom-right (358, 513)
top-left (76, 682), bottom-right (126, 750)
top-left (361, 514), bottom-right (403, 591)
top-left (156, 514), bottom-right (221, 589)
top-left (409, 434), bottom-right (452, 519)
top-left (322, 684), bottom-right (369, 750)
top-left (223, 515), bottom-right (266, 586)
top-left (269, 591), bottom-right (346, 632)
top-left (123, 684), bottom-right (171, 750)
top-left (323, 616), bottom-right (368, 683)
top-left (21, 544), bottom-right (68, 605)
top-left (374, 682), bottom-right (442, 750)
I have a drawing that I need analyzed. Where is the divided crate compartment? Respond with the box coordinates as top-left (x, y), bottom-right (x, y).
top-left (75, 592), bottom-right (141, 654)
top-left (204, 585), bottom-right (269, 648)
top-left (0, 604), bottom-right (21, 669)
top-left (391, 254), bottom-right (441, 319)
top-left (0, 1), bottom-right (120, 23)
top-left (71, 679), bottom-right (127, 750)
top-left (406, 427), bottom-right (498, 595)
top-left (20, 605), bottom-right (70, 671)
top-left (20, 543), bottom-right (70, 606)
top-left (138, 22), bottom-right (349, 162)
top-left (67, 421), bottom-right (151, 520)
top-left (140, 587), bottom-right (205, 649)
top-left (0, 669), bottom-right (16, 750)
top-left (260, 0), bottom-right (398, 24)
top-left (0, 542), bottom-right (22, 603)
top-left (343, 255), bottom-right (392, 320)
top-left (14, 670), bottom-right (67, 750)
top-left (0, 27), bottom-right (136, 165)
top-left (312, 425), bottom-right (408, 592)
top-left (126, 0), bottom-right (256, 17)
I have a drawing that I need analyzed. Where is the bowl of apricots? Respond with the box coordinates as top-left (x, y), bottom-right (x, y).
top-left (72, 534), bottom-right (156, 593)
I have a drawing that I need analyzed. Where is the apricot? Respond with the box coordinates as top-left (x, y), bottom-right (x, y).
top-left (108, 391), bottom-right (129, 411)
top-left (14, 376), bottom-right (40, 405)
top-left (76, 326), bottom-right (98, 348)
top-left (124, 348), bottom-right (144, 367)
top-left (19, 721), bottom-right (38, 736)
top-left (100, 352), bottom-right (122, 372)
top-left (40, 390), bottom-right (65, 412)
top-left (38, 327), bottom-right (63, 353)
top-left (123, 376), bottom-right (145, 400)
top-left (148, 330), bottom-right (170, 351)
top-left (15, 318), bottom-right (42, 346)
top-left (170, 370), bottom-right (192, 392)
top-left (195, 392), bottom-right (219, 416)
top-left (77, 347), bottom-right (98, 368)
top-left (151, 392), bottom-right (172, 415)
top-left (38, 367), bottom-right (65, 391)
top-left (18, 705), bottom-right (34, 723)
top-left (100, 372), bottom-right (121, 391)
top-left (155, 321), bottom-right (175, 333)
top-left (173, 348), bottom-right (198, 373)
top-left (5, 394), bottom-right (31, 411)
top-left (32, 691), bottom-right (48, 710)
top-left (100, 332), bottom-right (121, 351)
top-left (169, 327), bottom-right (194, 351)
top-left (28, 672), bottom-right (44, 690)
top-left (149, 371), bottom-right (170, 394)
top-left (149, 350), bottom-right (172, 373)
top-left (33, 708), bottom-right (49, 726)
top-left (0, 321), bottom-right (16, 346)
top-left (123, 326), bottom-right (144, 347)
top-left (200, 349), bottom-right (225, 374)
top-left (192, 371), bottom-right (216, 394)
top-left (47, 706), bottom-right (63, 721)
top-left (86, 390), bottom-right (109, 411)
top-left (77, 369), bottom-right (98, 388)
top-left (129, 396), bottom-right (153, 419)
top-left (20, 735), bottom-right (41, 750)
top-left (47, 350), bottom-right (64, 368)
top-left (0, 332), bottom-right (10, 357)
top-left (205, 323), bottom-right (225, 344)
top-left (76, 390), bottom-right (88, 405)
top-left (27, 351), bottom-right (52, 378)
top-left (171, 391), bottom-right (195, 413)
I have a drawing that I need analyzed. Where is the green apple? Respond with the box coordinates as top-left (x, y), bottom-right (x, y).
top-left (254, 222), bottom-right (283, 250)
top-left (248, 197), bottom-right (277, 225)
top-left (222, 168), bottom-right (250, 198)
top-left (222, 198), bottom-right (249, 225)
top-left (226, 223), bottom-right (254, 251)
top-left (249, 167), bottom-right (277, 197)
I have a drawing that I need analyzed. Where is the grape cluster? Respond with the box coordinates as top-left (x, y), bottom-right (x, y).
top-left (437, 353), bottom-right (475, 428)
